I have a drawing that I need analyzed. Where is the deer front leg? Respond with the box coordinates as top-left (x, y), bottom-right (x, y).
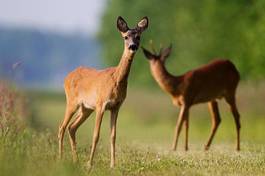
top-left (110, 107), bottom-right (119, 168)
top-left (87, 107), bottom-right (104, 168)
top-left (172, 105), bottom-right (189, 151)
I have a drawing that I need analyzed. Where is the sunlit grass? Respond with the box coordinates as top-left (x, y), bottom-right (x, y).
top-left (1, 130), bottom-right (264, 176)
top-left (1, 83), bottom-right (264, 175)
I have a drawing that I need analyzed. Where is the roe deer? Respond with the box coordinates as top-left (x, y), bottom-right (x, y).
top-left (58, 16), bottom-right (148, 168)
top-left (142, 44), bottom-right (241, 151)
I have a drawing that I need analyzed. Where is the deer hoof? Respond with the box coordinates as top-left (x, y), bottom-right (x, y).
top-left (204, 146), bottom-right (210, 151)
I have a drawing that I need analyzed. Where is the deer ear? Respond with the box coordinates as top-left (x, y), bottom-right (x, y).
top-left (137, 16), bottom-right (148, 32)
top-left (160, 44), bottom-right (172, 62)
top-left (117, 16), bottom-right (129, 32)
top-left (142, 47), bottom-right (155, 60)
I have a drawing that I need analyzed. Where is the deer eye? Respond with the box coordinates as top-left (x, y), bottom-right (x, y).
top-left (124, 36), bottom-right (128, 40)
top-left (136, 36), bottom-right (140, 40)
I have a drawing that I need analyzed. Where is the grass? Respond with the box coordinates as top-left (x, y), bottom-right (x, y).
top-left (1, 82), bottom-right (265, 175)
top-left (1, 131), bottom-right (264, 176)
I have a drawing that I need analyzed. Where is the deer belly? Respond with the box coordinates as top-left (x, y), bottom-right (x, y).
top-left (83, 99), bottom-right (96, 109)
top-left (81, 93), bottom-right (97, 110)
top-left (192, 91), bottom-right (225, 104)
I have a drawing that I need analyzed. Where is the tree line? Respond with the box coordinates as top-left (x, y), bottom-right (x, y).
top-left (99, 0), bottom-right (265, 87)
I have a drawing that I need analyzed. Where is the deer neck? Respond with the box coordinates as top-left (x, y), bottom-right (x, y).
top-left (150, 61), bottom-right (182, 95)
top-left (115, 48), bottom-right (135, 84)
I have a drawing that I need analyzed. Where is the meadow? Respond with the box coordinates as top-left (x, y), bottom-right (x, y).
top-left (0, 82), bottom-right (265, 176)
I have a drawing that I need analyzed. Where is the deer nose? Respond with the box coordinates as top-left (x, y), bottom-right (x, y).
top-left (129, 44), bottom-right (138, 51)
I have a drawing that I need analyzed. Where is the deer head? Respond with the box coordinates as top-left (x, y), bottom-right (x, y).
top-left (141, 43), bottom-right (175, 94)
top-left (141, 44), bottom-right (172, 64)
top-left (117, 16), bottom-right (148, 53)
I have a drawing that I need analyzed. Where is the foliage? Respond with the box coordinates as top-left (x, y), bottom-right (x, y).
top-left (99, 0), bottom-right (265, 87)
top-left (0, 81), bottom-right (26, 136)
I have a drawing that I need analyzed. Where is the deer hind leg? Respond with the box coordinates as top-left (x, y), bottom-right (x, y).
top-left (58, 103), bottom-right (78, 159)
top-left (68, 106), bottom-right (93, 162)
top-left (184, 116), bottom-right (189, 151)
top-left (87, 107), bottom-right (105, 167)
top-left (172, 105), bottom-right (189, 151)
top-left (225, 95), bottom-right (241, 151)
top-left (205, 101), bottom-right (221, 151)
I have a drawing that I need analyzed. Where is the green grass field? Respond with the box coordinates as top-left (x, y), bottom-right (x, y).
top-left (1, 82), bottom-right (265, 175)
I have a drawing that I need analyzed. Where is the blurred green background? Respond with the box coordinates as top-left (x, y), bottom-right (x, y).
top-left (99, 0), bottom-right (265, 86)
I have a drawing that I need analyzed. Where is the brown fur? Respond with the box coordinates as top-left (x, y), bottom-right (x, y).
top-left (58, 16), bottom-right (148, 168)
top-left (142, 45), bottom-right (241, 151)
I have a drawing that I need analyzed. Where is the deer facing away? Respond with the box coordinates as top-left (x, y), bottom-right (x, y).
top-left (142, 45), bottom-right (241, 151)
top-left (58, 16), bottom-right (148, 168)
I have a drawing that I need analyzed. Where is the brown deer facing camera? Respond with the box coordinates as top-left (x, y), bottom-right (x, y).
top-left (58, 16), bottom-right (148, 168)
top-left (142, 44), bottom-right (241, 151)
